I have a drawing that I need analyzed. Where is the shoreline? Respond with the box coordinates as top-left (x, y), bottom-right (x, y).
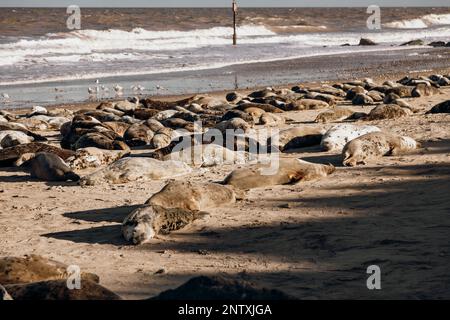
top-left (4, 46), bottom-right (450, 113)
top-left (3, 46), bottom-right (450, 112)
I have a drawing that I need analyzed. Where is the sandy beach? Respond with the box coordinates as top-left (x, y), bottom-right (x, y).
top-left (1, 5), bottom-right (450, 301)
top-left (1, 68), bottom-right (450, 299)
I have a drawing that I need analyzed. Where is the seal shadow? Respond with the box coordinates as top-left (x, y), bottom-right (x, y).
top-left (300, 154), bottom-right (343, 167)
top-left (42, 225), bottom-right (127, 246)
top-left (64, 205), bottom-right (140, 223)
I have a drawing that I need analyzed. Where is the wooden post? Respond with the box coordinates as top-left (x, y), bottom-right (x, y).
top-left (232, 0), bottom-right (237, 45)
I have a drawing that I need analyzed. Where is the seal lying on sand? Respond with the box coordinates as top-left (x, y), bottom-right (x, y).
top-left (150, 275), bottom-right (295, 300)
top-left (320, 124), bottom-right (381, 152)
top-left (66, 147), bottom-right (130, 170)
top-left (342, 132), bottom-right (419, 166)
top-left (0, 131), bottom-right (34, 148)
top-left (267, 127), bottom-right (325, 152)
top-left (80, 157), bottom-right (192, 186)
top-left (122, 205), bottom-right (209, 244)
top-left (73, 132), bottom-right (129, 151)
top-left (0, 255), bottom-right (99, 285)
top-left (223, 158), bottom-right (335, 190)
top-left (0, 142), bottom-right (74, 165)
top-left (124, 123), bottom-right (154, 147)
top-left (19, 152), bottom-right (80, 182)
top-left (366, 104), bottom-right (412, 120)
top-left (314, 108), bottom-right (355, 123)
top-left (426, 100), bottom-right (450, 114)
top-left (163, 144), bottom-right (249, 167)
top-left (0, 122), bottom-right (47, 141)
top-left (146, 181), bottom-right (236, 211)
top-left (5, 280), bottom-right (121, 300)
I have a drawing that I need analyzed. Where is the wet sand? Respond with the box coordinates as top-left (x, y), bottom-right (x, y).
top-left (2, 46), bottom-right (449, 110)
top-left (1, 69), bottom-right (449, 299)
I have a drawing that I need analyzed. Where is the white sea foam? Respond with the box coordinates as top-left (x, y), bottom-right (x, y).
top-left (385, 13), bottom-right (450, 29)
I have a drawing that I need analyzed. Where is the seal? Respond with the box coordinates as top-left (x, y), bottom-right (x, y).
top-left (342, 132), bottom-right (419, 166)
top-left (215, 118), bottom-right (252, 134)
top-left (426, 100), bottom-right (450, 114)
top-left (122, 205), bottom-right (209, 244)
top-left (73, 132), bottom-right (129, 151)
top-left (146, 180), bottom-right (236, 211)
top-left (124, 123), bottom-right (154, 147)
top-left (315, 108), bottom-right (355, 123)
top-left (151, 127), bottom-right (175, 149)
top-left (320, 124), bottom-right (381, 152)
top-left (223, 158), bottom-right (335, 190)
top-left (285, 98), bottom-right (329, 111)
top-left (0, 142), bottom-right (74, 165)
top-left (0, 254), bottom-right (99, 285)
top-left (80, 157), bottom-right (192, 186)
top-left (0, 122), bottom-right (47, 141)
top-left (4, 280), bottom-right (121, 300)
top-left (19, 152), bottom-right (80, 182)
top-left (267, 127), bottom-right (326, 152)
top-left (366, 104), bottom-right (412, 120)
top-left (66, 147), bottom-right (130, 170)
top-left (163, 144), bottom-right (249, 167)
top-left (0, 130), bottom-right (34, 148)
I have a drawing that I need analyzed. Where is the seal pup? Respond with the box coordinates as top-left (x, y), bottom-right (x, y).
top-left (320, 124), bottom-right (381, 152)
top-left (342, 132), bottom-right (419, 166)
top-left (146, 181), bottom-right (236, 211)
top-left (5, 280), bottom-right (121, 300)
top-left (122, 205), bottom-right (209, 244)
top-left (223, 158), bottom-right (335, 190)
top-left (19, 152), bottom-right (80, 182)
top-left (0, 255), bottom-right (99, 285)
top-left (80, 157), bottom-right (192, 186)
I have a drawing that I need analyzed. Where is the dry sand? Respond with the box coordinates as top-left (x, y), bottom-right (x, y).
top-left (1, 80), bottom-right (450, 299)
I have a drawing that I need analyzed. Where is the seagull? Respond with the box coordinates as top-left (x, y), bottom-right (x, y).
top-left (100, 85), bottom-right (109, 93)
top-left (113, 84), bottom-right (123, 96)
top-left (1, 93), bottom-right (10, 99)
top-left (88, 87), bottom-right (98, 95)
top-left (131, 84), bottom-right (145, 93)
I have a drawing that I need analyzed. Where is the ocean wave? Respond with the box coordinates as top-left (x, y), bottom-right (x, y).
top-left (385, 13), bottom-right (450, 29)
top-left (0, 24), bottom-right (449, 68)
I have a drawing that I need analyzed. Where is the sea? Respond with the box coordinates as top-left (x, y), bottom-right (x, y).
top-left (0, 7), bottom-right (449, 108)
